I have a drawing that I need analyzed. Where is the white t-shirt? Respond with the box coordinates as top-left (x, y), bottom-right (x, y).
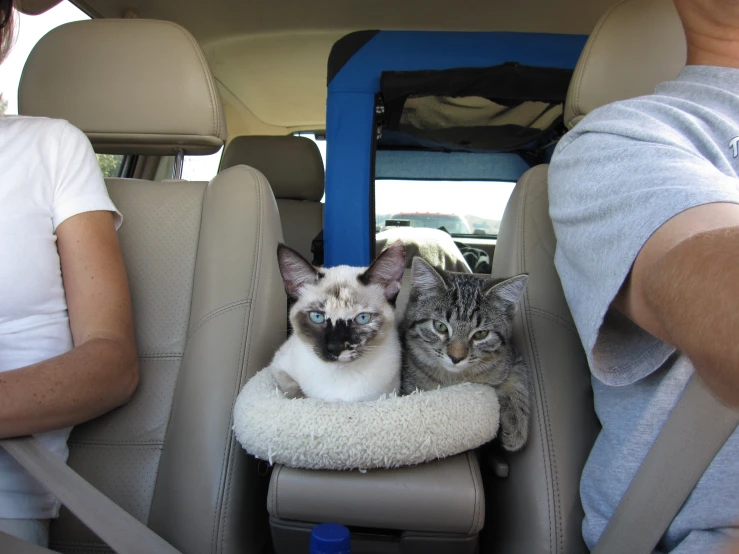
top-left (0, 116), bottom-right (121, 519)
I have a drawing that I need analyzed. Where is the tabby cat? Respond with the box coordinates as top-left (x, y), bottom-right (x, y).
top-left (400, 256), bottom-right (532, 451)
top-left (269, 242), bottom-right (406, 402)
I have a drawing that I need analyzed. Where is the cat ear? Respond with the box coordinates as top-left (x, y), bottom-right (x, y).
top-left (359, 241), bottom-right (406, 301)
top-left (277, 244), bottom-right (320, 298)
top-left (486, 274), bottom-right (528, 305)
top-left (411, 256), bottom-right (446, 293)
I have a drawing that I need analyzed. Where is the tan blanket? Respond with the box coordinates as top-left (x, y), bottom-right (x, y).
top-left (375, 227), bottom-right (472, 273)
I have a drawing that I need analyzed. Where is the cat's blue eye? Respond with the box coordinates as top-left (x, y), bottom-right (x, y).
top-left (309, 311), bottom-right (325, 324)
top-left (473, 330), bottom-right (490, 340)
top-left (433, 320), bottom-right (448, 334)
top-left (354, 313), bottom-right (372, 325)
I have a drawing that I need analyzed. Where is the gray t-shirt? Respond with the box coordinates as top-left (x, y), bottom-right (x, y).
top-left (549, 65), bottom-right (739, 553)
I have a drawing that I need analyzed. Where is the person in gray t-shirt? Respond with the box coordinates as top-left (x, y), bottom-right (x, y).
top-left (549, 1), bottom-right (739, 552)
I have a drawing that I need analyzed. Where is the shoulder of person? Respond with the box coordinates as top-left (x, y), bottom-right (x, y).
top-left (1, 114), bottom-right (69, 132)
top-left (554, 93), bottom-right (698, 159)
top-left (1, 115), bottom-right (93, 151)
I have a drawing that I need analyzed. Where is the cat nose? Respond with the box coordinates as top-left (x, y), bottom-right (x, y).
top-left (326, 341), bottom-right (345, 356)
top-left (447, 343), bottom-right (468, 364)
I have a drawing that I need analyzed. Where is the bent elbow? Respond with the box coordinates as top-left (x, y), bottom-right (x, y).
top-left (120, 356), bottom-right (140, 405)
top-left (102, 337), bottom-right (140, 408)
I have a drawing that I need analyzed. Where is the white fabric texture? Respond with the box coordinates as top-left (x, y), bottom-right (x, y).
top-left (233, 368), bottom-right (499, 470)
top-left (0, 116), bottom-right (121, 519)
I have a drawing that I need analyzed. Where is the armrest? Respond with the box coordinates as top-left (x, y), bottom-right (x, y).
top-left (268, 451), bottom-right (484, 535)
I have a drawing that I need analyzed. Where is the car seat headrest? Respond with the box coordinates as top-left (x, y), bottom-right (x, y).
top-left (565, 0), bottom-right (686, 128)
top-left (220, 136), bottom-right (325, 201)
top-left (19, 19), bottom-right (226, 155)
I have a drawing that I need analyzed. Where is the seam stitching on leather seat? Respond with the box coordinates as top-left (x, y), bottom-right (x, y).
top-left (528, 308), bottom-right (577, 334)
top-left (473, 451), bottom-right (482, 534)
top-left (465, 451), bottom-right (476, 534)
top-left (223, 169), bottom-right (265, 551)
top-left (204, 184), bottom-right (237, 554)
top-left (211, 306), bottom-right (249, 552)
top-left (272, 465), bottom-right (282, 518)
top-left (539, 169), bottom-right (563, 553)
top-left (187, 299), bottom-right (251, 341)
top-left (532, 165), bottom-right (563, 552)
top-left (522, 168), bottom-right (557, 553)
top-left (466, 451), bottom-right (483, 535)
top-left (216, 167), bottom-right (265, 553)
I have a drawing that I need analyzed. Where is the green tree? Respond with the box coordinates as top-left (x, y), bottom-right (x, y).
top-left (0, 93), bottom-right (7, 115)
top-left (96, 154), bottom-right (123, 178)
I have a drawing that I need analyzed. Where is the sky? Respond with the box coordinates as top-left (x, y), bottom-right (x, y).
top-left (0, 1), bottom-right (88, 115)
top-left (0, 7), bottom-right (518, 214)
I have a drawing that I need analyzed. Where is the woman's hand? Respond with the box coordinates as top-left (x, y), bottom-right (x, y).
top-left (0, 210), bottom-right (138, 438)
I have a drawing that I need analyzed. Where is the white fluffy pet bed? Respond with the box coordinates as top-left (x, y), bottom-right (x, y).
top-left (233, 368), bottom-right (500, 470)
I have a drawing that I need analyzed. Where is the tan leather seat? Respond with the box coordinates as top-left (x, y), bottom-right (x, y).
top-left (486, 0), bottom-right (686, 552)
top-left (20, 19), bottom-right (286, 554)
top-left (220, 136), bottom-right (324, 261)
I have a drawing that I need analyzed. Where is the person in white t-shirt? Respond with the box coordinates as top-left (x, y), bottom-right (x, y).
top-left (0, 0), bottom-right (139, 547)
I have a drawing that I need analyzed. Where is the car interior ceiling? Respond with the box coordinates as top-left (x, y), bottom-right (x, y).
top-left (76, 0), bottom-right (616, 138)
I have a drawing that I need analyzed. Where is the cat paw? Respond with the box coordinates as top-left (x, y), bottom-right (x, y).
top-left (273, 369), bottom-right (305, 399)
top-left (500, 426), bottom-right (527, 452)
top-left (499, 411), bottom-right (529, 452)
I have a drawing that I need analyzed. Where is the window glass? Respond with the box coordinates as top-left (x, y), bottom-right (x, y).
top-left (295, 133), bottom-right (514, 237)
top-left (376, 180), bottom-right (515, 238)
top-left (294, 133), bottom-right (327, 203)
top-left (294, 133), bottom-right (327, 168)
top-left (181, 149), bottom-right (223, 181)
top-left (96, 154), bottom-right (125, 178)
top-left (154, 149), bottom-right (224, 182)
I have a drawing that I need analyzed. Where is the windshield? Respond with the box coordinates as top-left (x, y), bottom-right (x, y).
top-left (293, 135), bottom-right (518, 238)
top-left (376, 180), bottom-right (516, 237)
top-left (388, 213), bottom-right (472, 234)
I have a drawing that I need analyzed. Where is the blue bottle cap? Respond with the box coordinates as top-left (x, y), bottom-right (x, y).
top-left (309, 523), bottom-right (351, 554)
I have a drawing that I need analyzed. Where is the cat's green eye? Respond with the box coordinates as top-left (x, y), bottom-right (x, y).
top-left (354, 313), bottom-right (372, 325)
top-left (309, 311), bottom-right (325, 324)
top-left (433, 320), bottom-right (448, 334)
top-left (473, 330), bottom-right (490, 341)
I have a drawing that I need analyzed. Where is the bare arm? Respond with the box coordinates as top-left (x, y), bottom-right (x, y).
top-left (614, 202), bottom-right (739, 407)
top-left (0, 211), bottom-right (139, 438)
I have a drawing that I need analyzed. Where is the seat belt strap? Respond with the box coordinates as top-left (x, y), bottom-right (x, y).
top-left (592, 373), bottom-right (739, 554)
top-left (1, 436), bottom-right (182, 554)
